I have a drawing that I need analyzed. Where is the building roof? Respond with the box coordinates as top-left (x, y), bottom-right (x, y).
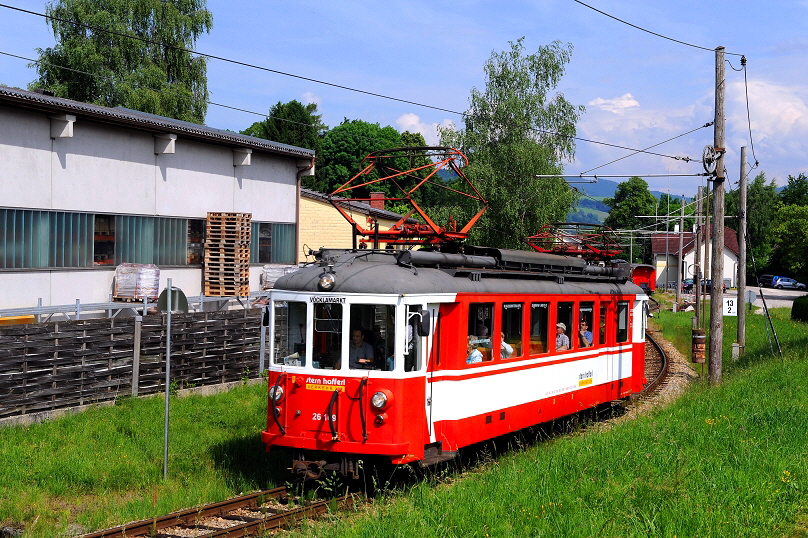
top-left (651, 226), bottom-right (739, 257)
top-left (0, 85), bottom-right (315, 159)
top-left (301, 188), bottom-right (418, 223)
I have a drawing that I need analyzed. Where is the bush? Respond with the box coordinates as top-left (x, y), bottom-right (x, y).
top-left (791, 295), bottom-right (808, 322)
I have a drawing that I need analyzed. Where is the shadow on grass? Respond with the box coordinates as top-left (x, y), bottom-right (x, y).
top-left (208, 433), bottom-right (291, 491)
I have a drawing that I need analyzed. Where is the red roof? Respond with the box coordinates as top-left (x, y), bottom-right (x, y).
top-left (650, 226), bottom-right (739, 257)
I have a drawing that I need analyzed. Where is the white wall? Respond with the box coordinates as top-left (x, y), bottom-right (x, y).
top-left (0, 103), bottom-right (303, 311)
top-left (657, 249), bottom-right (739, 288)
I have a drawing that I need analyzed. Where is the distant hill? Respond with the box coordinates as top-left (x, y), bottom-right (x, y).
top-left (575, 178), bottom-right (673, 202)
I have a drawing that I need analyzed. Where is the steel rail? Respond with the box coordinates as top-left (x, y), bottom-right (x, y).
top-left (81, 487), bottom-right (356, 538)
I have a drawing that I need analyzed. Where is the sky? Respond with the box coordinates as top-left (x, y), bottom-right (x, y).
top-left (1, 0), bottom-right (807, 197)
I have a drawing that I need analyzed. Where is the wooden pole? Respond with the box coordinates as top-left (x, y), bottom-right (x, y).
top-left (737, 146), bottom-right (748, 354)
top-left (694, 189), bottom-right (702, 326)
top-left (709, 46), bottom-right (726, 385)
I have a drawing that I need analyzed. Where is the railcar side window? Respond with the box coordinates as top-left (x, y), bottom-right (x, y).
top-left (405, 305), bottom-right (422, 372)
top-left (616, 301), bottom-right (629, 343)
top-left (349, 304), bottom-right (395, 371)
top-left (467, 303), bottom-right (494, 362)
top-left (273, 301), bottom-right (306, 365)
top-left (500, 302), bottom-right (523, 359)
top-left (529, 302), bottom-right (549, 355)
top-left (556, 302), bottom-right (573, 351)
top-left (313, 303), bottom-right (343, 369)
top-left (579, 302), bottom-right (594, 348)
top-left (600, 303), bottom-right (609, 345)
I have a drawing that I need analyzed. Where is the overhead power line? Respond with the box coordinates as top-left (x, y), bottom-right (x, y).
top-left (0, 2), bottom-right (699, 165)
top-left (572, 0), bottom-right (744, 56)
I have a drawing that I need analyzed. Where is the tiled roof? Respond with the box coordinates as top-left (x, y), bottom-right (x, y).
top-left (651, 226), bottom-right (739, 256)
top-left (0, 85), bottom-right (314, 159)
top-left (301, 188), bottom-right (417, 223)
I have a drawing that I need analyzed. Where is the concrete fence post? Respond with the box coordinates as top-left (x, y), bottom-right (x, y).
top-left (132, 315), bottom-right (142, 396)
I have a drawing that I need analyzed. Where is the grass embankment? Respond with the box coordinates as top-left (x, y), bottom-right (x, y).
top-left (294, 303), bottom-right (808, 537)
top-left (3, 302), bottom-right (808, 536)
top-left (0, 382), bottom-right (282, 536)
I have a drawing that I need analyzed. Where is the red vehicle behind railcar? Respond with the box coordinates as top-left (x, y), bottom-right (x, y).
top-left (630, 264), bottom-right (657, 294)
top-left (260, 246), bottom-right (648, 479)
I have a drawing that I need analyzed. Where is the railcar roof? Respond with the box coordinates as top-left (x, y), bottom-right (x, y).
top-left (275, 249), bottom-right (644, 296)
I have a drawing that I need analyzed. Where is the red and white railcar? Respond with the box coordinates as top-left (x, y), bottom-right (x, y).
top-left (260, 245), bottom-right (648, 478)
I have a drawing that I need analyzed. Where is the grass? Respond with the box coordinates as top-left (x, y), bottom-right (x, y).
top-left (0, 381), bottom-right (283, 536)
top-left (289, 300), bottom-right (808, 537)
top-left (3, 299), bottom-right (808, 536)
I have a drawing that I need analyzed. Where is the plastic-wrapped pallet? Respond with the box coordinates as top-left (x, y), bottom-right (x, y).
top-left (114, 263), bottom-right (160, 300)
top-left (261, 265), bottom-right (298, 290)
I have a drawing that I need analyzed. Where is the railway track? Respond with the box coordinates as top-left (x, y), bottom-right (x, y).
top-left (641, 329), bottom-right (670, 397)
top-left (82, 487), bottom-right (357, 538)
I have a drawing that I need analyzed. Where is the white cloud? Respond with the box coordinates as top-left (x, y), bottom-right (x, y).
top-left (587, 93), bottom-right (640, 114)
top-left (301, 92), bottom-right (321, 106)
top-left (395, 113), bottom-right (453, 145)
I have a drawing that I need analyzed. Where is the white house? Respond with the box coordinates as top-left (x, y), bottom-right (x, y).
top-left (0, 86), bottom-right (315, 310)
top-left (651, 226), bottom-right (740, 289)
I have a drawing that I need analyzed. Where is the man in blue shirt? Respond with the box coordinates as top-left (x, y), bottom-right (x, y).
top-left (349, 329), bottom-right (374, 369)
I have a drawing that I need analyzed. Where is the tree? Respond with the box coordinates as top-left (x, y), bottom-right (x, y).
top-left (31, 0), bottom-right (212, 123)
top-left (242, 100), bottom-right (323, 152)
top-left (772, 204), bottom-right (808, 281)
top-left (780, 173), bottom-right (808, 206)
top-left (439, 38), bottom-right (584, 249)
top-left (726, 171), bottom-right (779, 267)
top-left (603, 177), bottom-right (656, 263)
top-left (305, 119), bottom-right (402, 196)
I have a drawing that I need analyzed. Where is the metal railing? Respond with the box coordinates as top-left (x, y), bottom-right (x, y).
top-left (0, 291), bottom-right (270, 322)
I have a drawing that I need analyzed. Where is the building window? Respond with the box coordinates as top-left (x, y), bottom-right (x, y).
top-left (1, 209), bottom-right (93, 268)
top-left (187, 219), bottom-right (205, 265)
top-left (115, 215), bottom-right (187, 265)
top-left (250, 222), bottom-right (295, 264)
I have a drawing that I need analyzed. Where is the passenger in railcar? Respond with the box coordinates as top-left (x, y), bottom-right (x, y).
top-left (555, 322), bottom-right (570, 351)
top-left (467, 337), bottom-right (483, 364)
top-left (348, 328), bottom-right (374, 369)
top-left (579, 320), bottom-right (593, 347)
top-left (500, 332), bottom-right (513, 358)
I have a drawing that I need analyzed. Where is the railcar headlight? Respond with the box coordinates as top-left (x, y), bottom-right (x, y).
top-left (317, 272), bottom-right (336, 291)
top-left (371, 391), bottom-right (388, 410)
top-left (269, 385), bottom-right (284, 402)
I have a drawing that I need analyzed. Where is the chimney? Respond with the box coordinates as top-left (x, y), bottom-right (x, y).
top-left (369, 192), bottom-right (385, 210)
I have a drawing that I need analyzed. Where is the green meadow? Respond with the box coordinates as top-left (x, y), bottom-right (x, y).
top-left (1, 299), bottom-right (807, 536)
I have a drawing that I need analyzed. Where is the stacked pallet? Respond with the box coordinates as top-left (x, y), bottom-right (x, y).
top-left (204, 212), bottom-right (252, 296)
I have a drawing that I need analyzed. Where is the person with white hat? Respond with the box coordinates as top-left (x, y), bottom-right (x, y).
top-left (555, 322), bottom-right (570, 351)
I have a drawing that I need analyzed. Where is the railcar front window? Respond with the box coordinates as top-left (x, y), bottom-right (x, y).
top-left (273, 301), bottom-right (306, 365)
top-left (530, 302), bottom-right (549, 355)
top-left (349, 304), bottom-right (396, 371)
top-left (600, 303), bottom-right (609, 345)
top-left (616, 301), bottom-right (629, 343)
top-left (501, 302), bottom-right (523, 359)
top-left (313, 303), bottom-right (343, 369)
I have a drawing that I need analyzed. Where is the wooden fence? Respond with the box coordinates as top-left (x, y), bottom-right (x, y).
top-left (0, 309), bottom-right (261, 419)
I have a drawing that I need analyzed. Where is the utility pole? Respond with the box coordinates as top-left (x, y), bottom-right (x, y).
top-left (676, 196), bottom-right (684, 307)
top-left (737, 146), bottom-right (748, 354)
top-left (694, 189), bottom-right (702, 326)
top-left (709, 46), bottom-right (726, 385)
top-left (703, 186), bottom-right (710, 327)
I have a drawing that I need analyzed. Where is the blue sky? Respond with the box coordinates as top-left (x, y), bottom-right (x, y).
top-left (2, 0), bottom-right (807, 197)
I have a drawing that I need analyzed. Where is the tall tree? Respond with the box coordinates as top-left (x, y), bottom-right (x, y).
top-left (603, 177), bottom-right (656, 263)
top-left (726, 171), bottom-right (779, 267)
top-left (440, 38), bottom-right (584, 249)
top-left (305, 119), bottom-right (402, 196)
top-left (780, 173), bottom-right (808, 206)
top-left (242, 100), bottom-right (323, 152)
top-left (31, 0), bottom-right (212, 123)
top-left (772, 203), bottom-right (808, 281)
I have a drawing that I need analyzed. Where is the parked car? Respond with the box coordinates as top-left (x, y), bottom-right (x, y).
top-left (758, 274), bottom-right (780, 287)
top-left (682, 278), bottom-right (694, 293)
top-left (774, 277), bottom-right (806, 290)
top-left (701, 279), bottom-right (726, 293)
